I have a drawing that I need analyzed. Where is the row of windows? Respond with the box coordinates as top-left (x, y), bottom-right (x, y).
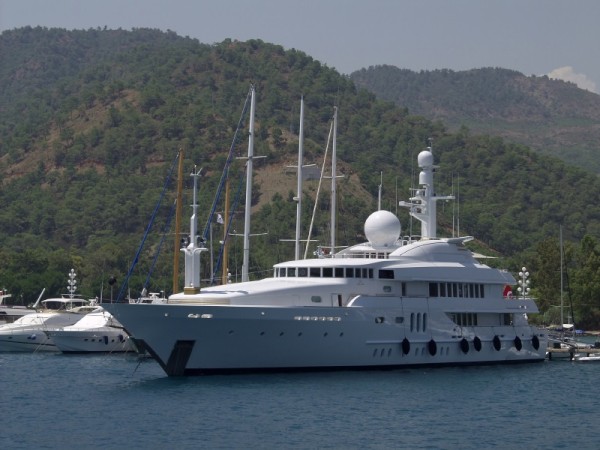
top-left (429, 282), bottom-right (485, 298)
top-left (276, 267), bottom-right (396, 280)
top-left (450, 313), bottom-right (512, 327)
top-left (450, 313), bottom-right (478, 327)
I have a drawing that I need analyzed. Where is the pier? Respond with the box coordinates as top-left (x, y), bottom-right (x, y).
top-left (546, 346), bottom-right (600, 360)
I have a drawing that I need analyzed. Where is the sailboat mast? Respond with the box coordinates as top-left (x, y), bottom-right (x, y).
top-left (173, 148), bottom-right (184, 294)
top-left (222, 178), bottom-right (230, 284)
top-left (560, 225), bottom-right (564, 328)
top-left (242, 86), bottom-right (256, 282)
top-left (295, 97), bottom-right (305, 261)
top-left (378, 171), bottom-right (382, 211)
top-left (330, 107), bottom-right (337, 254)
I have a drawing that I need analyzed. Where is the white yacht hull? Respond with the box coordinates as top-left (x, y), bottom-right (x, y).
top-left (48, 328), bottom-right (136, 353)
top-left (0, 328), bottom-right (59, 352)
top-left (107, 303), bottom-right (547, 376)
top-left (0, 311), bottom-right (90, 352)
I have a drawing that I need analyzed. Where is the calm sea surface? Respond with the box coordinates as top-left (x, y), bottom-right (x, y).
top-left (2, 349), bottom-right (600, 450)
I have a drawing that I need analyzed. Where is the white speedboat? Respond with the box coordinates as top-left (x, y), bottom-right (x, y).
top-left (0, 289), bottom-right (35, 324)
top-left (574, 353), bottom-right (600, 362)
top-left (0, 270), bottom-right (96, 352)
top-left (0, 303), bottom-right (93, 352)
top-left (105, 142), bottom-right (547, 376)
top-left (46, 308), bottom-right (136, 353)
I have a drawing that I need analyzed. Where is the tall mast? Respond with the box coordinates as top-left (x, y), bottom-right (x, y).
top-left (378, 171), bottom-right (382, 211)
top-left (173, 148), bottom-right (184, 294)
top-left (222, 178), bottom-right (230, 284)
top-left (330, 107), bottom-right (338, 254)
top-left (242, 86), bottom-right (256, 282)
top-left (294, 96), bottom-right (305, 260)
top-left (183, 166), bottom-right (205, 294)
top-left (560, 225), bottom-right (564, 328)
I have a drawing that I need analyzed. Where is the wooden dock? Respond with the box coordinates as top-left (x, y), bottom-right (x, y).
top-left (546, 346), bottom-right (600, 360)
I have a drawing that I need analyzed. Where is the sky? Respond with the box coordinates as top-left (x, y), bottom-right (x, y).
top-left (1, 0), bottom-right (599, 93)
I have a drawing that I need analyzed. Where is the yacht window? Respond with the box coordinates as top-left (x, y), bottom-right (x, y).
top-left (362, 268), bottom-right (368, 278)
top-left (401, 282), bottom-right (407, 296)
top-left (423, 313), bottom-right (427, 332)
top-left (335, 267), bottom-right (344, 278)
top-left (469, 284), bottom-right (475, 298)
top-left (480, 284), bottom-right (485, 298)
top-left (288, 268), bottom-right (296, 277)
top-left (410, 313), bottom-right (415, 332)
top-left (355, 268), bottom-right (362, 278)
top-left (452, 283), bottom-right (458, 297)
top-left (298, 268), bottom-right (308, 277)
top-left (311, 296), bottom-right (322, 303)
top-left (429, 283), bottom-right (438, 297)
top-left (368, 269), bottom-right (374, 278)
top-left (383, 285), bottom-right (391, 293)
top-left (379, 270), bottom-right (394, 279)
top-left (440, 283), bottom-right (446, 297)
top-left (345, 268), bottom-right (354, 278)
top-left (323, 267), bottom-right (333, 278)
top-left (310, 267), bottom-right (320, 277)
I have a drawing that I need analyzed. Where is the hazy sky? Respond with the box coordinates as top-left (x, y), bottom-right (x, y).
top-left (1, 0), bottom-right (598, 93)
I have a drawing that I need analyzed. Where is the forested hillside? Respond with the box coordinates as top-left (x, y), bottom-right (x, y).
top-left (2, 27), bottom-right (600, 328)
top-left (350, 65), bottom-right (600, 173)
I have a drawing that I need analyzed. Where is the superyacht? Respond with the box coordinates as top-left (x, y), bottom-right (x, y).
top-left (106, 144), bottom-right (547, 376)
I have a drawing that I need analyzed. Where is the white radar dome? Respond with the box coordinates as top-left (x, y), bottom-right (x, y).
top-left (364, 210), bottom-right (401, 247)
top-left (418, 149), bottom-right (433, 168)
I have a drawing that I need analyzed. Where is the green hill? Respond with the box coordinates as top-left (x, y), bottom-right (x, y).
top-left (1, 27), bottom-right (600, 328)
top-left (350, 65), bottom-right (600, 173)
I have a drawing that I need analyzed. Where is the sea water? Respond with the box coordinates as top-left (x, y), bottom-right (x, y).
top-left (1, 352), bottom-right (599, 450)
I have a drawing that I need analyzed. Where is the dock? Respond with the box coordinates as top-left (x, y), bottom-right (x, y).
top-left (546, 346), bottom-right (600, 360)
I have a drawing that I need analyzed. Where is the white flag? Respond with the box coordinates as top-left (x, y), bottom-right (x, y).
top-left (216, 213), bottom-right (224, 224)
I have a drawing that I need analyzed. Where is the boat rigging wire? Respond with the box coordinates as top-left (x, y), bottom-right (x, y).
top-left (115, 152), bottom-right (180, 302)
top-left (201, 86), bottom-right (252, 242)
top-left (304, 120), bottom-right (334, 259)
